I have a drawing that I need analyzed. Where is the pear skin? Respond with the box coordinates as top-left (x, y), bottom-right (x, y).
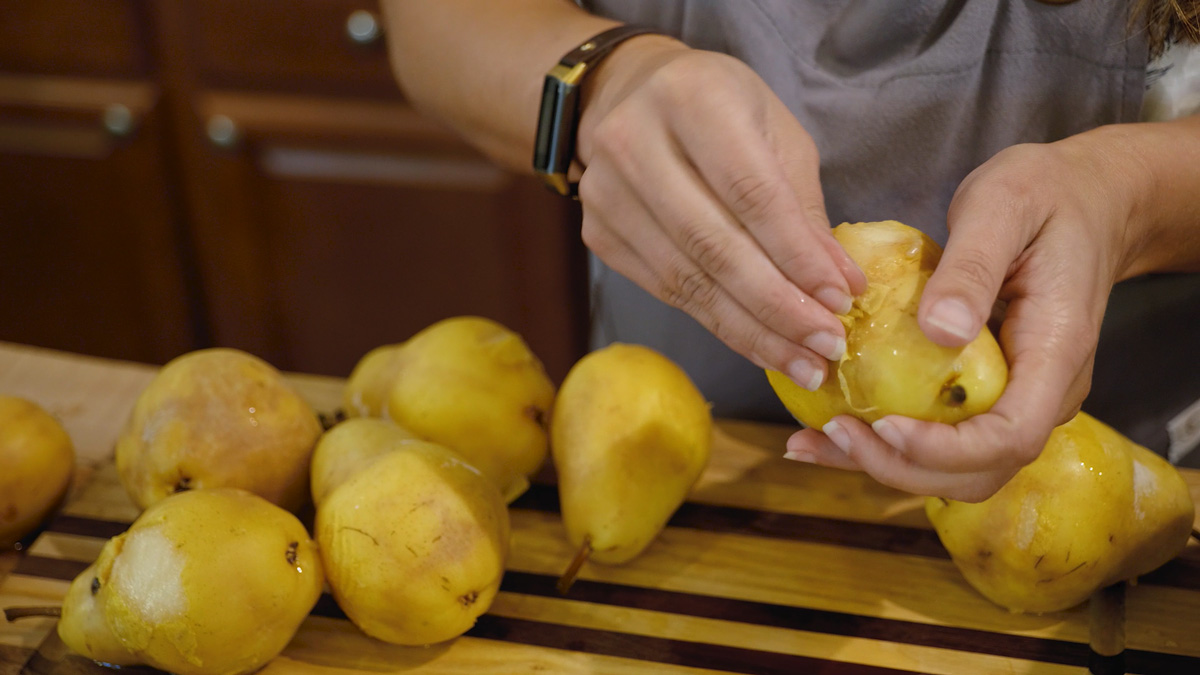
top-left (0, 396), bottom-right (75, 548)
top-left (60, 488), bottom-right (323, 674)
top-left (310, 417), bottom-right (419, 506)
top-left (363, 316), bottom-right (556, 503)
top-left (115, 349), bottom-right (323, 512)
top-left (342, 344), bottom-right (404, 418)
top-left (768, 221), bottom-right (1008, 428)
top-left (926, 413), bottom-right (1195, 613)
top-left (316, 442), bottom-right (510, 646)
top-left (551, 343), bottom-right (713, 583)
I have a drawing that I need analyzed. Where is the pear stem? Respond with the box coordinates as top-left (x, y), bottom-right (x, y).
top-left (4, 606), bottom-right (61, 622)
top-left (557, 537), bottom-right (592, 595)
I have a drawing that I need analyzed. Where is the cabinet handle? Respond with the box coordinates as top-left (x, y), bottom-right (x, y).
top-left (206, 115), bottom-right (240, 149)
top-left (345, 10), bottom-right (382, 46)
top-left (102, 104), bottom-right (136, 138)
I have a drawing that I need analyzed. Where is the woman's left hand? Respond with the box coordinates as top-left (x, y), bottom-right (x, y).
top-left (784, 127), bottom-right (1151, 502)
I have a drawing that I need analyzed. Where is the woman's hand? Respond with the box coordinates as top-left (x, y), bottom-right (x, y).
top-left (575, 37), bottom-right (867, 391)
top-left (784, 126), bottom-right (1152, 502)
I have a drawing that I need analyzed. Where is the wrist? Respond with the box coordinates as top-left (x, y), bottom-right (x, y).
top-left (575, 34), bottom-right (690, 166)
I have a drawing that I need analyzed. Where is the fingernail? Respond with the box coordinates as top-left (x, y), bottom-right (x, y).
top-left (783, 450), bottom-right (816, 464)
top-left (926, 298), bottom-right (976, 341)
top-left (814, 286), bottom-right (853, 315)
top-left (872, 418), bottom-right (906, 451)
top-left (803, 331), bottom-right (846, 361)
top-left (788, 359), bottom-right (824, 391)
top-left (823, 420), bottom-right (851, 454)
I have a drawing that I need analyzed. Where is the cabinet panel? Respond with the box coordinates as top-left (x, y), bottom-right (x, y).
top-left (187, 0), bottom-right (398, 97)
top-left (0, 85), bottom-right (199, 364)
top-left (0, 0), bottom-right (150, 78)
top-left (181, 92), bottom-right (586, 382)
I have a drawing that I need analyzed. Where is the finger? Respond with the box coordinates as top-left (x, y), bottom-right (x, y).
top-left (823, 416), bottom-right (1015, 501)
top-left (784, 427), bottom-right (861, 471)
top-left (613, 126), bottom-right (850, 360)
top-left (666, 87), bottom-right (859, 314)
top-left (919, 168), bottom-right (1043, 347)
top-left (765, 100), bottom-right (868, 296)
top-left (578, 163), bottom-right (832, 390)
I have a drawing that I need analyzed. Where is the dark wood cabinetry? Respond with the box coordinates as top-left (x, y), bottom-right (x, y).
top-left (0, 0), bottom-right (587, 382)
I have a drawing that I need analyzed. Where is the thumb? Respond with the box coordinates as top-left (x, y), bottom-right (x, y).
top-left (920, 188), bottom-right (1034, 348)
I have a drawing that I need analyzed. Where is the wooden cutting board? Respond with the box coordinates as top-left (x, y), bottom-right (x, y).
top-left (2, 341), bottom-right (1199, 674)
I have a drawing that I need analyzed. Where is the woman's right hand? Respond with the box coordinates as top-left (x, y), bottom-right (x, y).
top-left (574, 36), bottom-right (867, 390)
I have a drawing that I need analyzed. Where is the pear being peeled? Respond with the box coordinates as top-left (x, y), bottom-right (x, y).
top-left (315, 441), bottom-right (510, 646)
top-left (551, 343), bottom-right (712, 586)
top-left (768, 221), bottom-right (1007, 427)
top-left (926, 412), bottom-right (1195, 613)
top-left (115, 348), bottom-right (322, 512)
top-left (343, 316), bottom-right (555, 502)
top-left (57, 488), bottom-right (324, 674)
top-left (0, 396), bottom-right (75, 549)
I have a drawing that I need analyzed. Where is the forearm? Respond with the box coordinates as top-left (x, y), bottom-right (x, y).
top-left (1104, 114), bottom-right (1200, 278)
top-left (379, 0), bottom-right (618, 171)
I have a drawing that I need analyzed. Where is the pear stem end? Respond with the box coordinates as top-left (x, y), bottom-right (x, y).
top-left (557, 537), bottom-right (592, 595)
top-left (4, 606), bottom-right (61, 622)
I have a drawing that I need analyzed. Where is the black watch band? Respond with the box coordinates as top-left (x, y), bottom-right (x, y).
top-left (533, 25), bottom-right (661, 198)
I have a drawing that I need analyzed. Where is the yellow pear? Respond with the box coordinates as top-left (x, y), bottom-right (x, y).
top-left (342, 343), bottom-right (403, 418)
top-left (115, 348), bottom-right (323, 512)
top-left (926, 412), bottom-right (1195, 613)
top-left (0, 396), bottom-right (75, 549)
top-left (768, 220), bottom-right (1008, 428)
top-left (343, 316), bottom-right (556, 502)
top-left (551, 343), bottom-right (712, 591)
top-left (309, 417), bottom-right (420, 506)
top-left (57, 488), bottom-right (324, 674)
top-left (315, 441), bottom-right (510, 645)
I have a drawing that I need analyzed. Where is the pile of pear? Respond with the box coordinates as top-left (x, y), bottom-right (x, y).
top-left (6, 315), bottom-right (716, 672)
top-left (767, 219), bottom-right (1197, 614)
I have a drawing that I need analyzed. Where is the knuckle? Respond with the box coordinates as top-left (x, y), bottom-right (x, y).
top-left (661, 258), bottom-right (719, 313)
top-left (947, 248), bottom-right (999, 297)
top-left (677, 223), bottom-right (731, 277)
top-left (726, 172), bottom-right (784, 223)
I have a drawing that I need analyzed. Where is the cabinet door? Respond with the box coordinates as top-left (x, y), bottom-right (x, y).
top-left (0, 76), bottom-right (199, 363)
top-left (180, 92), bottom-right (587, 382)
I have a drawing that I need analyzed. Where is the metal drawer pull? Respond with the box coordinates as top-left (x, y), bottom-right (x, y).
top-left (346, 10), bottom-right (382, 46)
top-left (102, 104), bottom-right (135, 138)
top-left (206, 115), bottom-right (239, 148)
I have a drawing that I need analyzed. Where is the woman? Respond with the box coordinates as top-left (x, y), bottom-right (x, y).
top-left (379, 0), bottom-right (1200, 500)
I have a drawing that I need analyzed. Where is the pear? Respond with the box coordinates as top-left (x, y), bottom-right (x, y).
top-left (57, 488), bottom-right (324, 674)
top-left (926, 412), bottom-right (1195, 613)
top-left (0, 396), bottom-right (75, 549)
top-left (115, 348), bottom-right (323, 512)
top-left (315, 441), bottom-right (510, 645)
top-left (343, 316), bottom-right (556, 502)
top-left (551, 343), bottom-right (713, 592)
top-left (768, 220), bottom-right (1008, 428)
top-left (309, 417), bottom-right (420, 506)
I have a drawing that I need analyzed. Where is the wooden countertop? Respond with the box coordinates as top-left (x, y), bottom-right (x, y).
top-left (1, 341), bottom-right (1198, 674)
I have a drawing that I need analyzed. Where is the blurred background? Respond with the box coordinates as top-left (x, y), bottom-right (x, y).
top-left (0, 0), bottom-right (590, 384)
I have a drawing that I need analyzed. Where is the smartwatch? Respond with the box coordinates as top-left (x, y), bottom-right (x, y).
top-left (533, 25), bottom-right (661, 197)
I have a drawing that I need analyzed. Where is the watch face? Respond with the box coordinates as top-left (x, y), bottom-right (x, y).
top-left (533, 74), bottom-right (580, 196)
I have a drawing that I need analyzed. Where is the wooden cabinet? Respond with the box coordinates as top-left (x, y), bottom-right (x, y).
top-left (0, 0), bottom-right (588, 383)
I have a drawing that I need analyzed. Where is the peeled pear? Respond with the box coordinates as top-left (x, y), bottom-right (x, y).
top-left (115, 348), bottom-right (323, 512)
top-left (768, 220), bottom-right (1008, 428)
top-left (309, 417), bottom-right (419, 506)
top-left (57, 488), bottom-right (324, 674)
top-left (343, 316), bottom-right (555, 502)
top-left (0, 396), bottom-right (75, 549)
top-left (315, 441), bottom-right (510, 645)
top-left (551, 343), bottom-right (712, 591)
top-left (926, 412), bottom-right (1195, 613)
